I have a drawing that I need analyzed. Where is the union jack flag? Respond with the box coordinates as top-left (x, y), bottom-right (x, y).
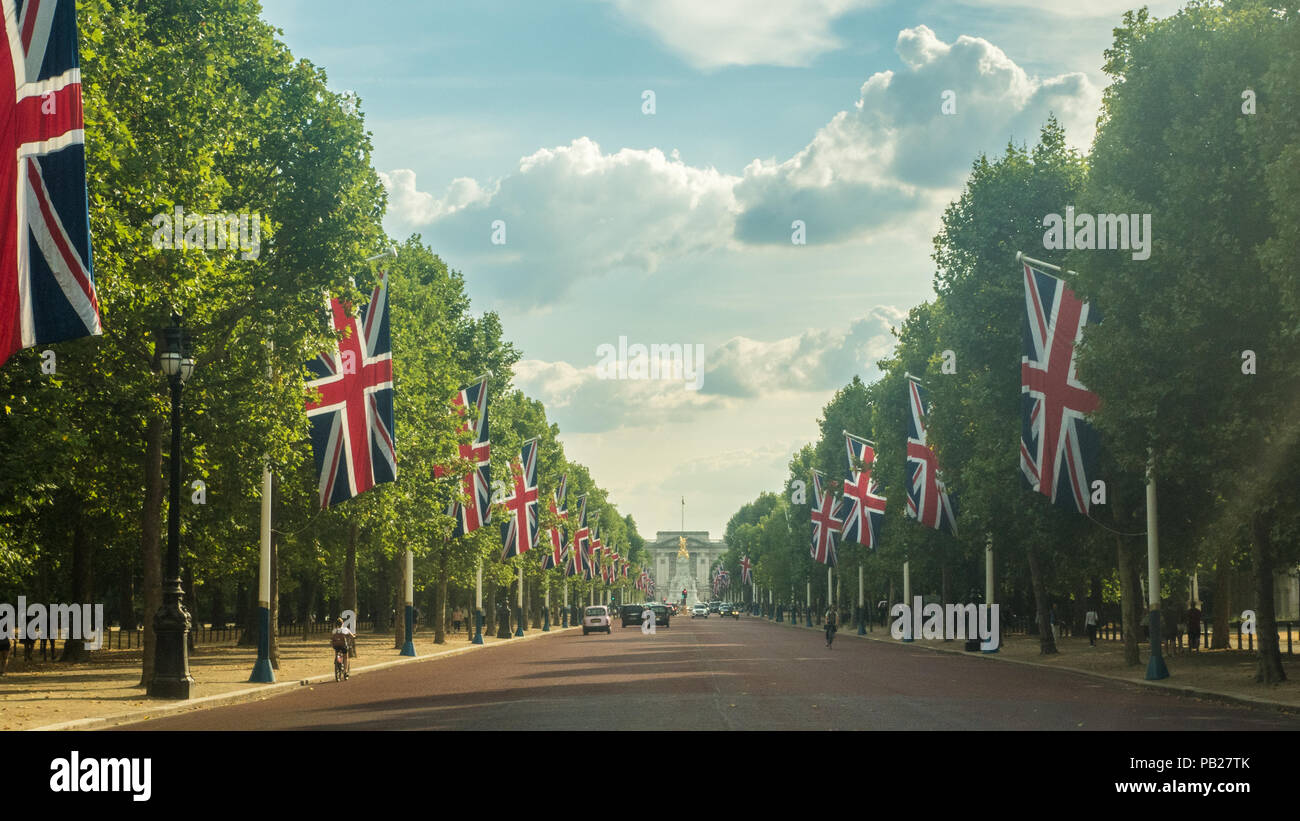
top-left (541, 473), bottom-right (568, 570)
top-left (568, 495), bottom-right (589, 578)
top-left (739, 555), bottom-right (752, 584)
top-left (590, 524), bottom-right (603, 581)
top-left (1021, 259), bottom-right (1101, 515)
top-left (0, 0), bottom-right (101, 367)
top-left (810, 470), bottom-right (843, 567)
top-left (445, 376), bottom-right (491, 537)
top-left (840, 431), bottom-right (886, 549)
top-left (305, 273), bottom-right (395, 508)
top-left (500, 438), bottom-right (539, 560)
top-left (905, 375), bottom-right (957, 536)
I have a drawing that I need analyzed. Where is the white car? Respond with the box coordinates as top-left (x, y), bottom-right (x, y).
top-left (583, 605), bottom-right (611, 635)
top-left (691, 604), bottom-right (709, 618)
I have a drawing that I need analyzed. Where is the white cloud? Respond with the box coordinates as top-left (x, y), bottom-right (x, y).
top-left (601, 0), bottom-right (876, 69)
top-left (512, 307), bottom-right (904, 433)
top-left (383, 26), bottom-right (1100, 300)
top-left (733, 25), bottom-right (1098, 242)
top-left (703, 306), bottom-right (904, 397)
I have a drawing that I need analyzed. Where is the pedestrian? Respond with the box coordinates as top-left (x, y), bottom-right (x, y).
top-left (1186, 601), bottom-right (1202, 652)
top-left (1049, 604), bottom-right (1058, 643)
top-left (452, 607), bottom-right (463, 635)
top-left (1085, 605), bottom-right (1099, 646)
top-left (824, 605), bottom-right (838, 648)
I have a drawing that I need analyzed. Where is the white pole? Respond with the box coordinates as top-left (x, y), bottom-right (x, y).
top-left (858, 565), bottom-right (864, 610)
top-left (1146, 449), bottom-right (1168, 679)
top-left (903, 561), bottom-right (911, 607)
top-left (475, 559), bottom-right (483, 610)
top-left (828, 566), bottom-right (833, 610)
top-left (985, 534), bottom-right (994, 605)
top-left (259, 462), bottom-right (271, 612)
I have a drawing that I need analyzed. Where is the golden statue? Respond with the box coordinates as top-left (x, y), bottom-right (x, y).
top-left (677, 535), bottom-right (689, 559)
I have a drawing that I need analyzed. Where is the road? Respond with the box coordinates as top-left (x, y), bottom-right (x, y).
top-left (122, 616), bottom-right (1300, 730)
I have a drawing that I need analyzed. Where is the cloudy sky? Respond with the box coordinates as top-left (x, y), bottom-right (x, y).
top-left (259, 0), bottom-right (1182, 538)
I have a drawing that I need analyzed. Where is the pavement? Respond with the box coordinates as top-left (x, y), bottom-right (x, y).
top-left (112, 614), bottom-right (1300, 731)
top-left (0, 622), bottom-right (576, 731)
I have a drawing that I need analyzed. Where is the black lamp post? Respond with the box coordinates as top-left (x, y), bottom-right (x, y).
top-left (149, 313), bottom-right (196, 699)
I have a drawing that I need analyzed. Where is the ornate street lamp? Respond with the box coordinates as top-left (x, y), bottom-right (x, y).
top-left (150, 312), bottom-right (196, 698)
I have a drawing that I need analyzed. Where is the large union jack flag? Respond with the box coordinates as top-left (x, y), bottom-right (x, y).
top-left (589, 524), bottom-right (603, 581)
top-left (840, 430), bottom-right (886, 549)
top-left (305, 273), bottom-right (395, 508)
top-left (810, 470), bottom-right (843, 567)
top-left (500, 437), bottom-right (539, 560)
top-left (0, 0), bottom-right (100, 367)
top-left (541, 473), bottom-right (568, 570)
top-left (445, 376), bottom-right (491, 537)
top-left (905, 375), bottom-right (958, 536)
top-left (739, 555), bottom-right (752, 585)
top-left (1021, 260), bottom-right (1101, 515)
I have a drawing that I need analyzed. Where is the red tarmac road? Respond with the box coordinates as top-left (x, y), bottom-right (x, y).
top-left (122, 616), bottom-right (1300, 730)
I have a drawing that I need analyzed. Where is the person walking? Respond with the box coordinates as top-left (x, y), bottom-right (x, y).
top-left (1085, 606), bottom-right (1099, 646)
top-left (824, 606), bottom-right (838, 648)
top-left (1186, 601), bottom-right (1202, 652)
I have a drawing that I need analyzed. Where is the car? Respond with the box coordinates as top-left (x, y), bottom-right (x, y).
top-left (620, 604), bottom-right (647, 627)
top-left (708, 601), bottom-right (722, 614)
top-left (721, 603), bottom-right (740, 619)
top-left (583, 605), bottom-right (611, 635)
top-left (648, 603), bottom-right (670, 627)
top-left (691, 604), bottom-right (709, 618)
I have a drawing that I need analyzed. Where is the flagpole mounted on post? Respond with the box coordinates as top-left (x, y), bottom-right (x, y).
top-left (249, 458), bottom-right (275, 682)
top-left (473, 559), bottom-right (484, 645)
top-left (858, 564), bottom-right (866, 635)
top-left (400, 549), bottom-right (416, 656)
top-left (1145, 449), bottom-right (1169, 680)
top-left (902, 560), bottom-right (912, 642)
top-left (515, 564), bottom-right (525, 637)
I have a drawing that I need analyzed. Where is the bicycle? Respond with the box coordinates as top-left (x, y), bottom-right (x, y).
top-left (332, 635), bottom-right (353, 681)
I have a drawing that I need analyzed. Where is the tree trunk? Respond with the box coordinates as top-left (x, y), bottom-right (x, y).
top-left (1252, 511), bottom-right (1286, 683)
top-left (486, 586), bottom-right (497, 635)
top-left (139, 415), bottom-right (164, 686)
top-left (208, 579), bottom-right (223, 633)
top-left (185, 565), bottom-right (197, 653)
top-left (344, 522), bottom-right (358, 621)
top-left (1117, 535), bottom-right (1142, 666)
top-left (1027, 542), bottom-right (1057, 655)
top-left (1212, 552), bottom-right (1232, 650)
top-left (60, 505), bottom-right (93, 662)
top-left (434, 548), bottom-right (448, 645)
top-left (394, 554), bottom-right (404, 649)
top-left (119, 559), bottom-right (136, 632)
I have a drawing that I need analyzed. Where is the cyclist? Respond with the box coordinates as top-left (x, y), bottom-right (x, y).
top-left (824, 605), bottom-right (838, 648)
top-left (331, 617), bottom-right (355, 679)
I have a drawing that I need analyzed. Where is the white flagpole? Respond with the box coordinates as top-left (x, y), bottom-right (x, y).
top-left (1146, 449), bottom-right (1168, 679)
top-left (400, 550), bottom-right (415, 655)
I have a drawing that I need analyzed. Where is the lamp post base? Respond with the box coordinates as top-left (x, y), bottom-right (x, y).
top-left (249, 605), bottom-right (275, 682)
top-left (1146, 609), bottom-right (1170, 680)
top-left (149, 584), bottom-right (194, 699)
top-left (472, 609), bottom-right (484, 644)
top-left (542, 607), bottom-right (550, 632)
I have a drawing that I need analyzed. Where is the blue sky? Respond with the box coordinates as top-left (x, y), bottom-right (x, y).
top-left (258, 0), bottom-right (1183, 538)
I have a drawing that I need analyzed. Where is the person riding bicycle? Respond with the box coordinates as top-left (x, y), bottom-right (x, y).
top-left (824, 606), bottom-right (838, 648)
top-left (331, 617), bottom-right (355, 679)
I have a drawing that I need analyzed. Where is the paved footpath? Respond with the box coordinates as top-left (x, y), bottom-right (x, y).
top-left (122, 615), bottom-right (1300, 731)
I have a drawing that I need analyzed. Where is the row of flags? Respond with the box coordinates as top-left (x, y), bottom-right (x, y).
top-left (805, 258), bottom-right (1101, 563)
top-left (302, 278), bottom-right (645, 585)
